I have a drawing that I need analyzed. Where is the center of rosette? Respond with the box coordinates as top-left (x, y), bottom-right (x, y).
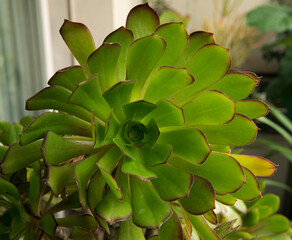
top-left (124, 121), bottom-right (147, 145)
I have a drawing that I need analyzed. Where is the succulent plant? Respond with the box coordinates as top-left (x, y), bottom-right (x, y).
top-left (0, 3), bottom-right (278, 240)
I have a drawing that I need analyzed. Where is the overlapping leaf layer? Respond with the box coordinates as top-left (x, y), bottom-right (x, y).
top-left (0, 3), bottom-right (278, 240)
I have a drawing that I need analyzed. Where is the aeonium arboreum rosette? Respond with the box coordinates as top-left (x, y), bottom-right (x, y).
top-left (0, 4), bottom-right (277, 240)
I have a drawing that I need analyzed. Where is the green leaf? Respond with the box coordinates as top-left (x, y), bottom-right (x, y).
top-left (42, 131), bottom-right (95, 165)
top-left (228, 154), bottom-right (277, 177)
top-left (252, 194), bottom-right (280, 214)
top-left (19, 116), bottom-right (35, 128)
top-left (60, 20), bottom-right (95, 74)
top-left (178, 152), bottom-right (245, 194)
top-left (56, 215), bottom-right (98, 232)
top-left (203, 210), bottom-right (218, 225)
top-left (210, 144), bottom-right (230, 153)
top-left (155, 22), bottom-right (188, 65)
top-left (126, 3), bottom-right (159, 40)
top-left (158, 128), bottom-right (211, 164)
top-left (197, 114), bottom-right (258, 146)
top-left (241, 208), bottom-right (260, 227)
top-left (227, 231), bottom-right (253, 240)
top-left (87, 43), bottom-right (121, 92)
top-left (68, 74), bottom-right (111, 122)
top-left (95, 168), bottom-right (132, 224)
top-left (130, 176), bottom-right (172, 228)
top-left (143, 66), bottom-right (194, 103)
top-left (97, 145), bottom-right (122, 172)
top-left (7, 124), bottom-right (22, 145)
top-left (0, 146), bottom-right (8, 162)
top-left (26, 86), bottom-right (92, 122)
top-left (205, 73), bottom-right (257, 101)
top-left (122, 100), bottom-right (156, 121)
top-left (253, 215), bottom-right (290, 238)
top-left (0, 177), bottom-right (20, 200)
top-left (1, 140), bottom-right (42, 174)
top-left (104, 112), bottom-right (120, 142)
top-left (236, 100), bottom-right (270, 119)
top-left (144, 100), bottom-right (184, 128)
top-left (151, 163), bottom-right (193, 201)
top-left (185, 212), bottom-right (221, 240)
top-left (139, 143), bottom-right (172, 167)
top-left (39, 214), bottom-right (57, 236)
top-left (48, 66), bottom-right (87, 91)
top-left (47, 162), bottom-right (76, 195)
top-left (20, 113), bottom-right (92, 145)
top-left (183, 90), bottom-right (235, 126)
top-left (158, 211), bottom-right (184, 240)
top-left (103, 80), bottom-right (136, 120)
top-left (215, 194), bottom-right (236, 206)
top-left (231, 167), bottom-right (261, 201)
top-left (127, 34), bottom-right (166, 99)
top-left (75, 152), bottom-right (107, 208)
top-left (118, 217), bottom-right (145, 240)
top-left (176, 31), bottom-right (215, 66)
top-left (122, 156), bottom-right (157, 181)
top-left (70, 229), bottom-right (95, 239)
top-left (179, 176), bottom-right (215, 215)
top-left (172, 44), bottom-right (230, 105)
top-left (29, 174), bottom-right (42, 215)
top-left (104, 27), bottom-right (133, 82)
top-left (99, 168), bottom-right (123, 200)
top-left (247, 4), bottom-right (292, 33)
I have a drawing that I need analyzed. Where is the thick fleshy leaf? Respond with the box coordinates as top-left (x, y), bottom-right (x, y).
top-left (68, 74), bottom-right (111, 121)
top-left (122, 156), bottom-right (157, 181)
top-left (0, 177), bottom-right (20, 200)
top-left (29, 174), bottom-right (42, 215)
top-left (183, 90), bottom-right (235, 126)
top-left (215, 194), bottom-right (236, 206)
top-left (99, 168), bottom-right (123, 200)
top-left (172, 44), bottom-right (231, 105)
top-left (47, 162), bottom-right (76, 195)
top-left (139, 143), bottom-right (172, 167)
top-left (87, 43), bottom-right (121, 92)
top-left (158, 128), bottom-right (211, 164)
top-left (122, 100), bottom-right (156, 120)
top-left (26, 86), bottom-right (92, 122)
top-left (231, 167), bottom-right (261, 201)
top-left (91, 111), bottom-right (106, 148)
top-left (252, 194), bottom-right (280, 215)
top-left (158, 211), bottom-right (184, 240)
top-left (20, 113), bottom-right (91, 145)
top-left (143, 66), bottom-right (194, 103)
top-left (179, 176), bottom-right (215, 215)
top-left (104, 27), bottom-right (133, 82)
top-left (144, 100), bottom-right (185, 128)
top-left (210, 144), bottom-right (230, 153)
top-left (241, 208), bottom-right (260, 227)
top-left (48, 66), bottom-right (87, 91)
top-left (40, 214), bottom-right (57, 236)
top-left (0, 146), bottom-right (8, 162)
top-left (1, 140), bottom-right (42, 174)
top-left (104, 112), bottom-right (120, 142)
top-left (42, 131), bottom-right (94, 165)
top-left (228, 154), bottom-right (277, 177)
top-left (6, 124), bottom-right (22, 145)
top-left (253, 215), bottom-right (290, 238)
top-left (95, 167), bottom-right (131, 224)
top-left (97, 145), bottom-right (122, 172)
top-left (236, 100), bottom-right (270, 119)
top-left (70, 229), bottom-right (95, 239)
top-left (20, 116), bottom-right (35, 128)
top-left (205, 72), bottom-right (258, 101)
top-left (118, 217), bottom-right (145, 240)
top-left (60, 20), bottom-right (95, 74)
top-left (185, 213), bottom-right (221, 240)
top-left (56, 215), bottom-right (98, 231)
top-left (127, 34), bottom-right (166, 98)
top-left (130, 176), bottom-right (172, 228)
top-left (197, 114), bottom-right (258, 146)
top-left (143, 119), bottom-right (160, 147)
top-left (126, 3), bottom-right (159, 40)
top-left (151, 163), bottom-right (193, 201)
top-left (103, 80), bottom-right (136, 120)
top-left (155, 22), bottom-right (188, 65)
top-left (172, 152), bottom-right (245, 194)
top-left (75, 152), bottom-right (107, 208)
top-left (176, 31), bottom-right (215, 66)
top-left (203, 210), bottom-right (218, 225)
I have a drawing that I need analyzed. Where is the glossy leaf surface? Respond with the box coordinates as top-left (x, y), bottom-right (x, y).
top-left (236, 100), bottom-right (270, 119)
top-left (158, 211), bottom-right (184, 240)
